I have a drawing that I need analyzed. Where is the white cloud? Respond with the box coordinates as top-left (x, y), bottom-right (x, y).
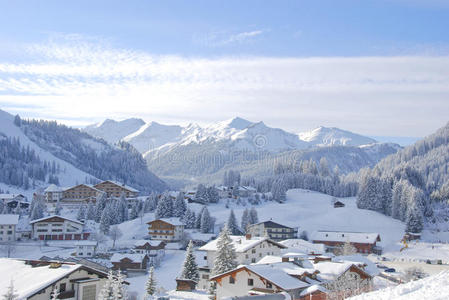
top-left (1, 38), bottom-right (449, 136)
top-left (196, 29), bottom-right (265, 47)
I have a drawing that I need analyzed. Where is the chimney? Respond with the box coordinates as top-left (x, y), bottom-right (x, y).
top-left (282, 257), bottom-right (289, 262)
top-left (245, 233), bottom-right (252, 240)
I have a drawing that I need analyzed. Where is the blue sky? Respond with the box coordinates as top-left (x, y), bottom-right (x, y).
top-left (0, 0), bottom-right (448, 139)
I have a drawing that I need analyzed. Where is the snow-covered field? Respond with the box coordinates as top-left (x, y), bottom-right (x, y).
top-left (349, 271), bottom-right (449, 300)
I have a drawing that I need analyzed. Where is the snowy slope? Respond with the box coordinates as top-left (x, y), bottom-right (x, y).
top-left (84, 118), bottom-right (145, 144)
top-left (0, 109), bottom-right (96, 188)
top-left (349, 271), bottom-right (449, 300)
top-left (299, 126), bottom-right (377, 146)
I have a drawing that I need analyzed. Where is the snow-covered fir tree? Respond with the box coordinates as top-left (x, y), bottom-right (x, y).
top-left (155, 194), bottom-right (174, 219)
top-left (227, 210), bottom-right (240, 235)
top-left (145, 266), bottom-right (157, 298)
top-left (182, 209), bottom-right (196, 229)
top-left (195, 184), bottom-right (207, 202)
top-left (211, 225), bottom-right (237, 275)
top-left (241, 208), bottom-right (249, 233)
top-left (86, 201), bottom-right (95, 220)
top-left (195, 206), bottom-right (205, 229)
top-left (129, 202), bottom-right (139, 220)
top-left (200, 206), bottom-right (212, 233)
top-left (174, 192), bottom-right (187, 217)
top-left (248, 207), bottom-right (259, 225)
top-left (54, 201), bottom-right (62, 215)
top-left (180, 240), bottom-right (199, 281)
top-left (100, 208), bottom-right (111, 234)
top-left (77, 205), bottom-right (86, 221)
top-left (95, 193), bottom-right (108, 222)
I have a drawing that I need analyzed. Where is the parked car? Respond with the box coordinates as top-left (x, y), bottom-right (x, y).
top-left (376, 264), bottom-right (388, 269)
top-left (385, 268), bottom-right (396, 273)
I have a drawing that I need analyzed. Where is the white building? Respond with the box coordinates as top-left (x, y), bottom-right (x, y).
top-left (0, 258), bottom-right (110, 300)
top-left (147, 218), bottom-right (185, 242)
top-left (0, 214), bottom-right (19, 241)
top-left (75, 241), bottom-right (98, 258)
top-left (133, 240), bottom-right (165, 266)
top-left (197, 234), bottom-right (287, 290)
top-left (30, 215), bottom-right (89, 241)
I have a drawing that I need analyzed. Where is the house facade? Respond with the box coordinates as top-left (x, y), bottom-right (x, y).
top-left (0, 258), bottom-right (109, 300)
top-left (93, 180), bottom-right (139, 198)
top-left (147, 218), bottom-right (185, 242)
top-left (247, 221), bottom-right (298, 241)
top-left (30, 215), bottom-right (89, 240)
top-left (311, 231), bottom-right (382, 254)
top-left (110, 253), bottom-right (149, 272)
top-left (0, 214), bottom-right (19, 241)
top-left (197, 235), bottom-right (287, 290)
top-left (133, 240), bottom-right (166, 267)
top-left (75, 241), bottom-right (97, 258)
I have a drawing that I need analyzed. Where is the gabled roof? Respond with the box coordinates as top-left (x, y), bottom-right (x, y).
top-left (95, 180), bottom-right (139, 193)
top-left (30, 215), bottom-right (84, 225)
top-left (313, 261), bottom-right (372, 282)
top-left (110, 253), bottom-right (147, 263)
top-left (0, 194), bottom-right (25, 199)
top-left (211, 264), bottom-right (309, 291)
top-left (311, 231), bottom-right (381, 244)
top-left (134, 240), bottom-right (165, 247)
top-left (147, 217), bottom-right (185, 226)
top-left (0, 214), bottom-right (19, 225)
top-left (0, 259), bottom-right (108, 300)
top-left (249, 220), bottom-right (294, 230)
top-left (199, 236), bottom-right (287, 253)
top-left (64, 184), bottom-right (103, 193)
top-left (280, 239), bottom-right (326, 255)
top-left (44, 184), bottom-right (66, 193)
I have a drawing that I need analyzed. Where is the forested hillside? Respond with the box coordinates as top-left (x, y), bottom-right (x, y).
top-left (355, 122), bottom-right (449, 232)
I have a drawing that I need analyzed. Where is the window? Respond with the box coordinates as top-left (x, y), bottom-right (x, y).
top-left (245, 254), bottom-right (249, 259)
top-left (60, 283), bottom-right (66, 293)
top-left (252, 249), bottom-right (256, 254)
top-left (266, 282), bottom-right (272, 289)
top-left (251, 258), bottom-right (256, 263)
top-left (204, 256), bottom-right (207, 260)
top-left (248, 279), bottom-right (254, 286)
top-left (229, 277), bottom-right (235, 284)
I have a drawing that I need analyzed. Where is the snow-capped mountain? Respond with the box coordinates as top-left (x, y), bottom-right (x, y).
top-left (84, 118), bottom-right (145, 144)
top-left (298, 126), bottom-right (377, 146)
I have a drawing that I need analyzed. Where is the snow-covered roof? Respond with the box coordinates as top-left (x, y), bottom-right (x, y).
top-left (44, 184), bottom-right (66, 193)
top-left (311, 231), bottom-right (380, 244)
top-left (335, 255), bottom-right (379, 276)
top-left (238, 186), bottom-right (257, 192)
top-left (30, 215), bottom-right (84, 225)
top-left (0, 259), bottom-right (82, 300)
top-left (0, 214), bottom-right (19, 225)
top-left (199, 236), bottom-right (286, 253)
top-left (245, 264), bottom-right (309, 290)
top-left (98, 180), bottom-right (139, 193)
top-left (280, 239), bottom-right (326, 255)
top-left (313, 261), bottom-right (362, 282)
top-left (299, 284), bottom-right (328, 296)
top-left (110, 253), bottom-right (147, 263)
top-left (149, 217), bottom-right (185, 226)
top-left (249, 220), bottom-right (294, 229)
top-left (134, 240), bottom-right (164, 247)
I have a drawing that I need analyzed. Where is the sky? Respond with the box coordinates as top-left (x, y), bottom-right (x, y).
top-left (0, 0), bottom-right (448, 139)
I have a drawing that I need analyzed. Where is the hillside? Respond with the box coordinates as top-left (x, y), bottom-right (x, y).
top-left (299, 126), bottom-right (377, 146)
top-left (0, 109), bottom-right (167, 193)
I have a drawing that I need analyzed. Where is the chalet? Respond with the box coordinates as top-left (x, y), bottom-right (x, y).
top-left (93, 180), bottom-right (139, 198)
top-left (247, 221), bottom-right (298, 241)
top-left (62, 184), bottom-right (104, 205)
top-left (0, 214), bottom-right (19, 241)
top-left (0, 194), bottom-right (29, 210)
top-left (215, 186), bottom-right (231, 198)
top-left (30, 215), bottom-right (90, 241)
top-left (147, 218), bottom-right (185, 242)
top-left (75, 241), bottom-right (98, 258)
top-left (238, 186), bottom-right (257, 198)
top-left (110, 253), bottom-right (149, 272)
top-left (311, 231), bottom-right (382, 254)
top-left (0, 258), bottom-right (110, 300)
top-left (133, 240), bottom-right (166, 267)
top-left (197, 234), bottom-right (287, 290)
top-left (176, 278), bottom-right (198, 292)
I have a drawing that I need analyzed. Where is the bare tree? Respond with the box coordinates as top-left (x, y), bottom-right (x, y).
top-left (109, 226), bottom-right (123, 249)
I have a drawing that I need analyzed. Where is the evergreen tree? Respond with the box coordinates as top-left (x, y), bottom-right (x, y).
top-left (86, 201), bottom-right (95, 220)
top-left (195, 206), bottom-right (205, 229)
top-left (30, 199), bottom-right (44, 220)
top-left (241, 209), bottom-right (249, 233)
top-left (77, 205), bottom-right (86, 221)
top-left (200, 206), bottom-right (212, 233)
top-left (100, 208), bottom-right (111, 235)
top-left (155, 195), bottom-right (174, 219)
top-left (183, 209), bottom-right (196, 229)
top-left (212, 225), bottom-right (237, 275)
top-left (406, 203), bottom-right (424, 233)
top-left (174, 192), bottom-right (187, 217)
top-left (95, 193), bottom-right (107, 223)
top-left (129, 202), bottom-right (139, 220)
top-left (195, 184), bottom-right (207, 202)
top-left (145, 266), bottom-right (157, 298)
top-left (180, 240), bottom-right (199, 281)
top-left (248, 207), bottom-right (259, 225)
top-left (227, 210), bottom-right (240, 235)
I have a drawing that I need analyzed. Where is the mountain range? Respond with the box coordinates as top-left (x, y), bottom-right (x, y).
top-left (85, 117), bottom-right (403, 187)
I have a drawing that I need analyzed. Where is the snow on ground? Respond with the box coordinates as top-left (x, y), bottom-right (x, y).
top-left (190, 189), bottom-right (406, 251)
top-left (379, 241), bottom-right (449, 264)
top-left (349, 271), bottom-right (449, 300)
top-left (126, 250), bottom-right (186, 296)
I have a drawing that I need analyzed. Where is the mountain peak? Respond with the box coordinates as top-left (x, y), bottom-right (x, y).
top-left (299, 126), bottom-right (377, 146)
top-left (223, 117), bottom-right (253, 130)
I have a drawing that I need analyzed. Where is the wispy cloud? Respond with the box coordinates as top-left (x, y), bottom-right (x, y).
top-left (196, 29), bottom-right (265, 47)
top-left (1, 36), bottom-right (449, 136)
